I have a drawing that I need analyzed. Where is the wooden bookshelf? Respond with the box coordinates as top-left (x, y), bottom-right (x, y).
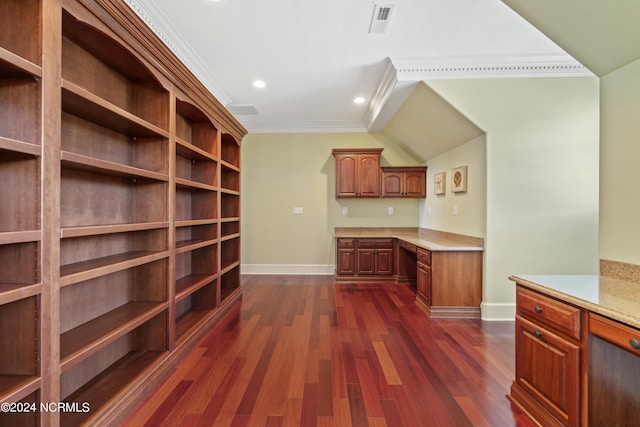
top-left (0, 0), bottom-right (245, 425)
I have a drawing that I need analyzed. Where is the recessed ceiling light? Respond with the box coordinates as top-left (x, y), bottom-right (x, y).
top-left (353, 97), bottom-right (366, 104)
top-left (253, 80), bottom-right (266, 88)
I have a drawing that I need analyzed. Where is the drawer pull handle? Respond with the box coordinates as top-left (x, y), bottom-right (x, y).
top-left (533, 330), bottom-right (543, 339)
top-left (534, 306), bottom-right (543, 314)
top-left (630, 339), bottom-right (640, 350)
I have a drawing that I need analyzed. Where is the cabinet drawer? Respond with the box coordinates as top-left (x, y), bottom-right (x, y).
top-left (589, 313), bottom-right (640, 354)
top-left (517, 287), bottom-right (581, 340)
top-left (417, 248), bottom-right (431, 266)
top-left (357, 238), bottom-right (393, 249)
top-left (399, 240), bottom-right (417, 254)
top-left (337, 238), bottom-right (355, 248)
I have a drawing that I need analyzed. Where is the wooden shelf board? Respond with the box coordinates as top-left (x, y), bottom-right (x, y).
top-left (60, 301), bottom-right (167, 371)
top-left (220, 233), bottom-right (240, 242)
top-left (175, 308), bottom-right (214, 345)
top-left (175, 219), bottom-right (218, 228)
top-left (61, 151), bottom-right (169, 182)
top-left (0, 136), bottom-right (41, 157)
top-left (61, 222), bottom-right (169, 239)
top-left (220, 188), bottom-right (240, 196)
top-left (175, 177), bottom-right (217, 192)
top-left (220, 217), bottom-right (240, 223)
top-left (61, 80), bottom-right (169, 139)
top-left (0, 283), bottom-right (41, 306)
top-left (0, 375), bottom-right (40, 403)
top-left (220, 286), bottom-right (241, 304)
top-left (60, 251), bottom-right (168, 287)
top-left (175, 274), bottom-right (217, 302)
top-left (0, 230), bottom-right (40, 245)
top-left (221, 260), bottom-right (241, 275)
top-left (219, 159), bottom-right (240, 172)
top-left (175, 238), bottom-right (217, 254)
top-left (61, 350), bottom-right (165, 426)
top-left (0, 47), bottom-right (42, 78)
top-left (176, 138), bottom-right (217, 162)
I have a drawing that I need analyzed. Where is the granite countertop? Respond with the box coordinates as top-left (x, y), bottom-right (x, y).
top-left (510, 274), bottom-right (640, 330)
top-left (334, 227), bottom-right (484, 252)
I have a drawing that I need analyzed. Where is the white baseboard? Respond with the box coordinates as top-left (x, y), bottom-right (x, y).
top-left (241, 264), bottom-right (335, 275)
top-left (481, 302), bottom-right (516, 321)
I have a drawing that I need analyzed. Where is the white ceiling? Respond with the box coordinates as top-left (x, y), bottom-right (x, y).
top-left (126, 0), bottom-right (590, 133)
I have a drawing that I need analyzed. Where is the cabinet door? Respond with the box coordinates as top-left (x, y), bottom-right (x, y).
top-left (337, 249), bottom-right (356, 275)
top-left (358, 154), bottom-right (380, 197)
top-left (515, 315), bottom-right (580, 426)
top-left (356, 249), bottom-right (376, 275)
top-left (404, 171), bottom-right (426, 198)
top-left (375, 248), bottom-right (394, 275)
top-left (417, 262), bottom-right (431, 305)
top-left (335, 154), bottom-right (358, 197)
top-left (381, 171), bottom-right (403, 197)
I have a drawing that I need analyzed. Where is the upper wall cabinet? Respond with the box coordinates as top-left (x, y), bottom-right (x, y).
top-left (332, 148), bottom-right (427, 199)
top-left (381, 166), bottom-right (427, 198)
top-left (332, 148), bottom-right (382, 198)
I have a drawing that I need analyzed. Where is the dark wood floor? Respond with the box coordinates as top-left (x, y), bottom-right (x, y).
top-left (125, 275), bottom-right (533, 427)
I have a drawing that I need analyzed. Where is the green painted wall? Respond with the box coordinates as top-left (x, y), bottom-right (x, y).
top-left (424, 77), bottom-right (600, 319)
top-left (599, 58), bottom-right (640, 265)
top-left (240, 132), bottom-right (422, 273)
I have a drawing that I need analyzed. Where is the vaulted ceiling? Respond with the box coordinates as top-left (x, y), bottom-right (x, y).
top-left (125, 0), bottom-right (590, 135)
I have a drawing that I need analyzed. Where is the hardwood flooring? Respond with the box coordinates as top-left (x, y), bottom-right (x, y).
top-left (125, 275), bottom-right (532, 427)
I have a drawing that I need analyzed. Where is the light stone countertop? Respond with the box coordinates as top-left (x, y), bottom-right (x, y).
top-left (334, 227), bottom-right (484, 252)
top-left (510, 274), bottom-right (640, 330)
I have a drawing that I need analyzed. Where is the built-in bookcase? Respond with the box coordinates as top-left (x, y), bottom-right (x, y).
top-left (0, 1), bottom-right (244, 425)
top-left (0, 2), bottom-right (42, 424)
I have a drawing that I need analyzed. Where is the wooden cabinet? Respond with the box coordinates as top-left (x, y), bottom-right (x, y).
top-left (415, 250), bottom-right (483, 318)
top-left (356, 239), bottom-right (394, 276)
top-left (588, 313), bottom-right (640, 426)
top-left (416, 248), bottom-right (431, 305)
top-left (335, 238), bottom-right (393, 279)
top-left (381, 166), bottom-right (427, 198)
top-left (332, 148), bottom-right (382, 198)
top-left (510, 286), bottom-right (583, 427)
top-left (0, 1), bottom-right (245, 425)
top-left (336, 239), bottom-right (356, 276)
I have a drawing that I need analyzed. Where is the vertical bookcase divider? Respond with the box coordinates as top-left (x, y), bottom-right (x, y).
top-left (0, 0), bottom-right (245, 425)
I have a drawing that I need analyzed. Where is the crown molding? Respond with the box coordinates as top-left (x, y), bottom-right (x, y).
top-left (389, 54), bottom-right (592, 80)
top-left (124, 0), bottom-right (232, 105)
top-left (238, 119), bottom-right (368, 134)
top-left (364, 54), bottom-right (593, 131)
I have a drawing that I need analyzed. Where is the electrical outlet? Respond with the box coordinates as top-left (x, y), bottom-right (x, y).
top-left (293, 207), bottom-right (304, 214)
top-left (453, 205), bottom-right (458, 216)
top-left (342, 207), bottom-right (348, 215)
top-left (388, 207), bottom-right (394, 215)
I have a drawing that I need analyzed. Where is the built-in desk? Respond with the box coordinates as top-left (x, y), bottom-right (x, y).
top-left (334, 228), bottom-right (484, 318)
top-left (509, 270), bottom-right (640, 426)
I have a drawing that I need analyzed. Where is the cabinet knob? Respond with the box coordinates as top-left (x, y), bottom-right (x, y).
top-left (630, 338), bottom-right (640, 350)
top-left (534, 306), bottom-right (543, 314)
top-left (533, 330), bottom-right (543, 339)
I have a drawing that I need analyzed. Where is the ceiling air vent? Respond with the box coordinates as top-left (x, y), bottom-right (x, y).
top-left (226, 103), bottom-right (259, 115)
top-left (369, 4), bottom-right (394, 34)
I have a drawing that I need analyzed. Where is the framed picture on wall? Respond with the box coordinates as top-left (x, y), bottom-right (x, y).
top-left (451, 166), bottom-right (467, 193)
top-left (434, 172), bottom-right (446, 195)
